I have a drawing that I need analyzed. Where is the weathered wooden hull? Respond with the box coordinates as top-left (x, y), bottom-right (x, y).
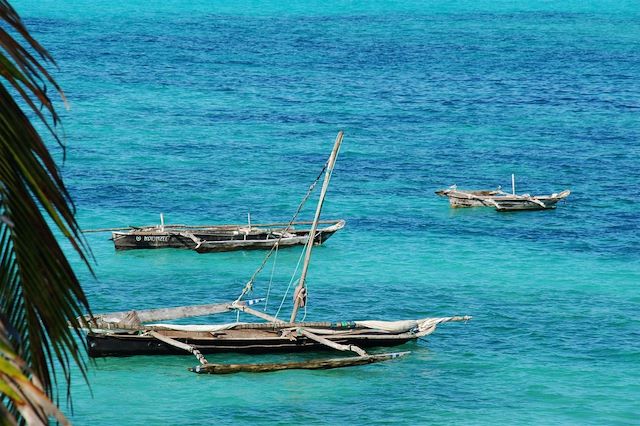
top-left (447, 195), bottom-right (493, 208)
top-left (436, 189), bottom-right (503, 208)
top-left (437, 188), bottom-right (570, 210)
top-left (111, 232), bottom-right (312, 251)
top-left (494, 198), bottom-right (562, 211)
top-left (87, 331), bottom-right (414, 358)
top-left (112, 220), bottom-right (345, 251)
top-left (112, 232), bottom-right (192, 249)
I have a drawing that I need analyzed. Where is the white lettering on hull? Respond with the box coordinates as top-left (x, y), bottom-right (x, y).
top-left (134, 235), bottom-right (170, 242)
top-left (145, 236), bottom-right (169, 242)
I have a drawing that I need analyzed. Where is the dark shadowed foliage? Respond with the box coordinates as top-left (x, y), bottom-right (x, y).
top-left (0, 1), bottom-right (92, 424)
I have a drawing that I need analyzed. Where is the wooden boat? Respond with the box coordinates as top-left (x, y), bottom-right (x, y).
top-left (108, 219), bottom-right (345, 252)
top-left (85, 304), bottom-right (468, 359)
top-left (436, 187), bottom-right (570, 211)
top-left (79, 132), bottom-right (471, 374)
top-left (436, 176), bottom-right (570, 211)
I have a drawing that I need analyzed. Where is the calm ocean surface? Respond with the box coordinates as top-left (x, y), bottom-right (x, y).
top-left (15, 0), bottom-right (640, 424)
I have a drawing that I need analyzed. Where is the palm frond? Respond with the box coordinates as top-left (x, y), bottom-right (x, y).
top-left (1, 323), bottom-right (70, 425)
top-left (0, 0), bottom-right (92, 422)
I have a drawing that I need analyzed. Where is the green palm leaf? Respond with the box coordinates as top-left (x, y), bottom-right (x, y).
top-left (0, 1), bottom-right (92, 423)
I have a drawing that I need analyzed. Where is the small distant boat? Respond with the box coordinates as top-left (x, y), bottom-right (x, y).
top-left (436, 175), bottom-right (570, 211)
top-left (107, 219), bottom-right (346, 252)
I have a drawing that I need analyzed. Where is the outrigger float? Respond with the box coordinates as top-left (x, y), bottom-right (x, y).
top-left (78, 132), bottom-right (471, 374)
top-left (436, 175), bottom-right (570, 211)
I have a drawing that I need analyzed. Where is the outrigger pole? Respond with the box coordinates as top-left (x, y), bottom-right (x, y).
top-left (290, 131), bottom-right (344, 323)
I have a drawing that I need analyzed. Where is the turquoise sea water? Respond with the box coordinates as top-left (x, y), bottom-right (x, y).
top-left (14, 0), bottom-right (640, 424)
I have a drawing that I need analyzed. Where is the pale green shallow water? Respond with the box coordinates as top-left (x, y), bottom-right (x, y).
top-left (12, 0), bottom-right (640, 424)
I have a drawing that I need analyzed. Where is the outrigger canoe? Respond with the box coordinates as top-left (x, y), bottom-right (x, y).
top-left (109, 219), bottom-right (345, 252)
top-left (436, 187), bottom-right (571, 211)
top-left (436, 184), bottom-right (570, 211)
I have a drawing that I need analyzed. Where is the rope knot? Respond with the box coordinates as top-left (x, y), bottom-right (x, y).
top-left (293, 285), bottom-right (307, 307)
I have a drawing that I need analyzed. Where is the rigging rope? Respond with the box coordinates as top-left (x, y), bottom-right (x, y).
top-left (263, 241), bottom-right (279, 312)
top-left (233, 161), bottom-right (328, 304)
top-left (274, 244), bottom-right (307, 320)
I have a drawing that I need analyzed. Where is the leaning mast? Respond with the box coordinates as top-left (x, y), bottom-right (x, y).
top-left (289, 131), bottom-right (344, 323)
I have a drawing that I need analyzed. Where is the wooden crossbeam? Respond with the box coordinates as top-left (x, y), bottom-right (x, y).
top-left (299, 329), bottom-right (367, 356)
top-left (149, 331), bottom-right (209, 365)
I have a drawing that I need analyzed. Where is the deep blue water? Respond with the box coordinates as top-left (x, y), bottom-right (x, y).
top-left (14, 0), bottom-right (640, 424)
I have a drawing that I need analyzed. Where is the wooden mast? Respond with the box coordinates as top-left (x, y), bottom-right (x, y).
top-left (290, 131), bottom-right (344, 323)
